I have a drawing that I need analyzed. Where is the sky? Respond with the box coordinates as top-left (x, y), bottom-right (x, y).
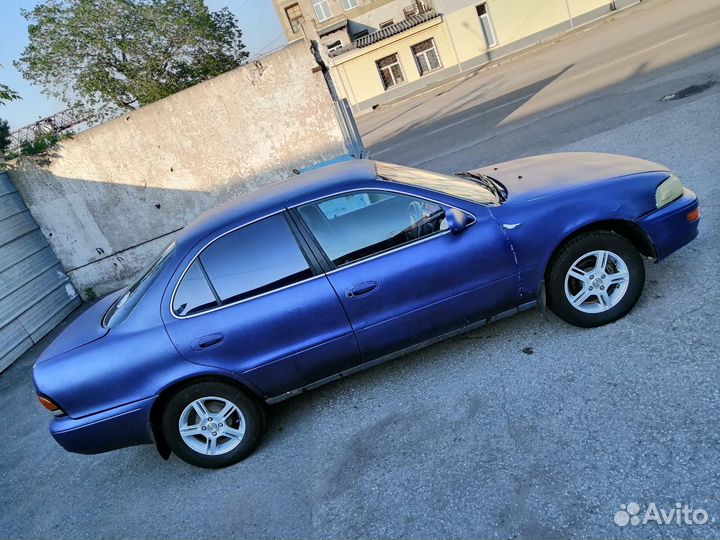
top-left (0, 0), bottom-right (287, 130)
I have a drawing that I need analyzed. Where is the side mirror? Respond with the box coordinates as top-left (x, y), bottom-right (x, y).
top-left (445, 208), bottom-right (469, 234)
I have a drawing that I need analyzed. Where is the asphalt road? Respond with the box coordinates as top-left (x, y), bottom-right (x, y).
top-left (359, 0), bottom-right (720, 174)
top-left (1, 0), bottom-right (720, 538)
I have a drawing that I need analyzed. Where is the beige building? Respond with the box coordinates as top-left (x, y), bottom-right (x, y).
top-left (273, 0), bottom-right (409, 53)
top-left (272, 0), bottom-right (639, 113)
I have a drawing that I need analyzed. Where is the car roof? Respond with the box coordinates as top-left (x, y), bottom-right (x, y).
top-left (175, 159), bottom-right (378, 254)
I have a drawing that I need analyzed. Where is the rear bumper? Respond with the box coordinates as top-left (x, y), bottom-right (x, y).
top-left (49, 397), bottom-right (156, 455)
top-left (637, 188), bottom-right (699, 260)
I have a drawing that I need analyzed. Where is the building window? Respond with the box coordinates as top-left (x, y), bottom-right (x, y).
top-left (411, 38), bottom-right (442, 76)
top-left (476, 3), bottom-right (498, 47)
top-left (340, 0), bottom-right (359, 11)
top-left (380, 19), bottom-right (394, 28)
top-left (313, 0), bottom-right (333, 22)
top-left (353, 29), bottom-right (369, 40)
top-left (326, 40), bottom-right (343, 53)
top-left (376, 54), bottom-right (405, 90)
top-left (403, 4), bottom-right (419, 18)
top-left (284, 3), bottom-right (304, 34)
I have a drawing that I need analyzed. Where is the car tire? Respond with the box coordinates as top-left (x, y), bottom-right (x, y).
top-left (546, 231), bottom-right (645, 328)
top-left (162, 381), bottom-right (264, 469)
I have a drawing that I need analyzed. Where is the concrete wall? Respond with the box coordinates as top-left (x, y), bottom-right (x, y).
top-left (8, 41), bottom-right (347, 299)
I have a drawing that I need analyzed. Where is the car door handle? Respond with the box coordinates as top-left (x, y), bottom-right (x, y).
top-left (345, 281), bottom-right (378, 298)
top-left (192, 333), bottom-right (224, 351)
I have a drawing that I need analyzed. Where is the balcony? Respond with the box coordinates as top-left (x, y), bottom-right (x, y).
top-left (329, 6), bottom-right (439, 58)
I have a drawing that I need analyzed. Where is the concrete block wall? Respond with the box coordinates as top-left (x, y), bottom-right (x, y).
top-left (8, 41), bottom-right (348, 299)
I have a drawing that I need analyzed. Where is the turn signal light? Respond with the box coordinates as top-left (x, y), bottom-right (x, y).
top-left (687, 208), bottom-right (700, 222)
top-left (37, 395), bottom-right (65, 417)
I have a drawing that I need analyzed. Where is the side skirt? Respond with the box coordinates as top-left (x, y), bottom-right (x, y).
top-left (265, 300), bottom-right (537, 404)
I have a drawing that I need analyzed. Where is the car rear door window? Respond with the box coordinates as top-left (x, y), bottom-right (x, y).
top-left (199, 214), bottom-right (314, 305)
top-left (173, 260), bottom-right (219, 316)
top-left (298, 191), bottom-right (448, 267)
top-left (173, 214), bottom-right (314, 316)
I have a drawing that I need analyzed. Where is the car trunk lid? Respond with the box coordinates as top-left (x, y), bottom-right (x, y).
top-left (35, 289), bottom-right (124, 364)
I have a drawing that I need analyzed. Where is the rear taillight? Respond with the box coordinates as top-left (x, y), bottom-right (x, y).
top-left (37, 395), bottom-right (66, 417)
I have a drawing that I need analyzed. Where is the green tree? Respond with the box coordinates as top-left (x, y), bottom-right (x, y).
top-left (0, 84), bottom-right (21, 105)
top-left (15, 0), bottom-right (248, 121)
top-left (0, 119), bottom-right (11, 153)
top-left (0, 64), bottom-right (22, 106)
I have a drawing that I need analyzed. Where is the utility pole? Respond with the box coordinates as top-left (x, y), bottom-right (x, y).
top-left (564, 0), bottom-right (574, 28)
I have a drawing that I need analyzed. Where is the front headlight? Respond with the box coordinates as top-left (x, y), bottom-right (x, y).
top-left (656, 174), bottom-right (683, 208)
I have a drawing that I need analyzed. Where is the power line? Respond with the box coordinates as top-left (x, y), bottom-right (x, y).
top-left (252, 30), bottom-right (288, 57)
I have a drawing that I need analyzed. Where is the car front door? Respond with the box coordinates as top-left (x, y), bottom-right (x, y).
top-left (161, 212), bottom-right (360, 398)
top-left (294, 189), bottom-right (520, 361)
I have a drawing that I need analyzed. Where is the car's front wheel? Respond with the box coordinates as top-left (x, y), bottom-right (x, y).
top-left (162, 381), bottom-right (264, 468)
top-left (546, 231), bottom-right (645, 327)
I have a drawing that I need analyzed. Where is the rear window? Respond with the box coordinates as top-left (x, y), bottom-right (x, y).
top-left (103, 242), bottom-right (175, 328)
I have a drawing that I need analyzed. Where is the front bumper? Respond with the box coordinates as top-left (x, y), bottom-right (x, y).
top-left (49, 397), bottom-right (156, 455)
top-left (637, 188), bottom-right (699, 260)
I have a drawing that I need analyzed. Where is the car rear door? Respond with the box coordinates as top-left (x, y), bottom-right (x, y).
top-left (161, 212), bottom-right (360, 398)
top-left (293, 189), bottom-right (520, 361)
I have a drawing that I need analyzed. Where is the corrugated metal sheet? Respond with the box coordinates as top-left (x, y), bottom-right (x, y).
top-left (0, 246), bottom-right (59, 299)
top-left (0, 211), bottom-right (38, 247)
top-left (0, 192), bottom-right (26, 221)
top-left (0, 172), bottom-right (79, 372)
top-left (0, 264), bottom-right (71, 328)
top-left (0, 173), bottom-right (16, 196)
top-left (19, 283), bottom-right (80, 336)
top-left (0, 230), bottom-right (49, 273)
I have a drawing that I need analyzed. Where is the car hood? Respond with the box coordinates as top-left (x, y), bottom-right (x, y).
top-left (35, 289), bottom-right (124, 365)
top-left (469, 152), bottom-right (669, 203)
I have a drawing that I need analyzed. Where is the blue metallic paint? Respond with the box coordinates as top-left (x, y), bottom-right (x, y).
top-left (637, 188), bottom-right (699, 259)
top-left (321, 185), bottom-right (519, 361)
top-left (473, 153), bottom-right (678, 299)
top-left (33, 153), bottom-right (700, 457)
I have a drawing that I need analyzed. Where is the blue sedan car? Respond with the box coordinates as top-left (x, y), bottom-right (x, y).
top-left (33, 154), bottom-right (699, 468)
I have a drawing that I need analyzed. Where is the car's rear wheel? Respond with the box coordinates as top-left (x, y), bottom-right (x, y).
top-left (162, 381), bottom-right (264, 468)
top-left (546, 231), bottom-right (645, 327)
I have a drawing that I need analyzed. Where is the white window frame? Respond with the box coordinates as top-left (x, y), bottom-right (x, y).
top-left (477, 3), bottom-right (498, 47)
top-left (376, 53), bottom-right (406, 90)
top-left (411, 38), bottom-right (442, 76)
top-left (340, 0), bottom-right (359, 11)
top-left (326, 40), bottom-right (343, 53)
top-left (313, 0), bottom-right (333, 22)
top-left (284, 3), bottom-right (304, 34)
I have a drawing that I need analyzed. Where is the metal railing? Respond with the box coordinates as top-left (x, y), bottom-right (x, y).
top-left (7, 108), bottom-right (88, 153)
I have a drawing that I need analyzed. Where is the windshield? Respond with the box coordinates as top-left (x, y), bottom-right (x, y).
top-left (102, 242), bottom-right (176, 328)
top-left (376, 161), bottom-right (498, 205)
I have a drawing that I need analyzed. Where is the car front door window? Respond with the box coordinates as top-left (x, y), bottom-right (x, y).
top-left (298, 191), bottom-right (448, 267)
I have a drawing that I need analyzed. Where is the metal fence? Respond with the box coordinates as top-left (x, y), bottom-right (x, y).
top-left (0, 172), bottom-right (80, 372)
